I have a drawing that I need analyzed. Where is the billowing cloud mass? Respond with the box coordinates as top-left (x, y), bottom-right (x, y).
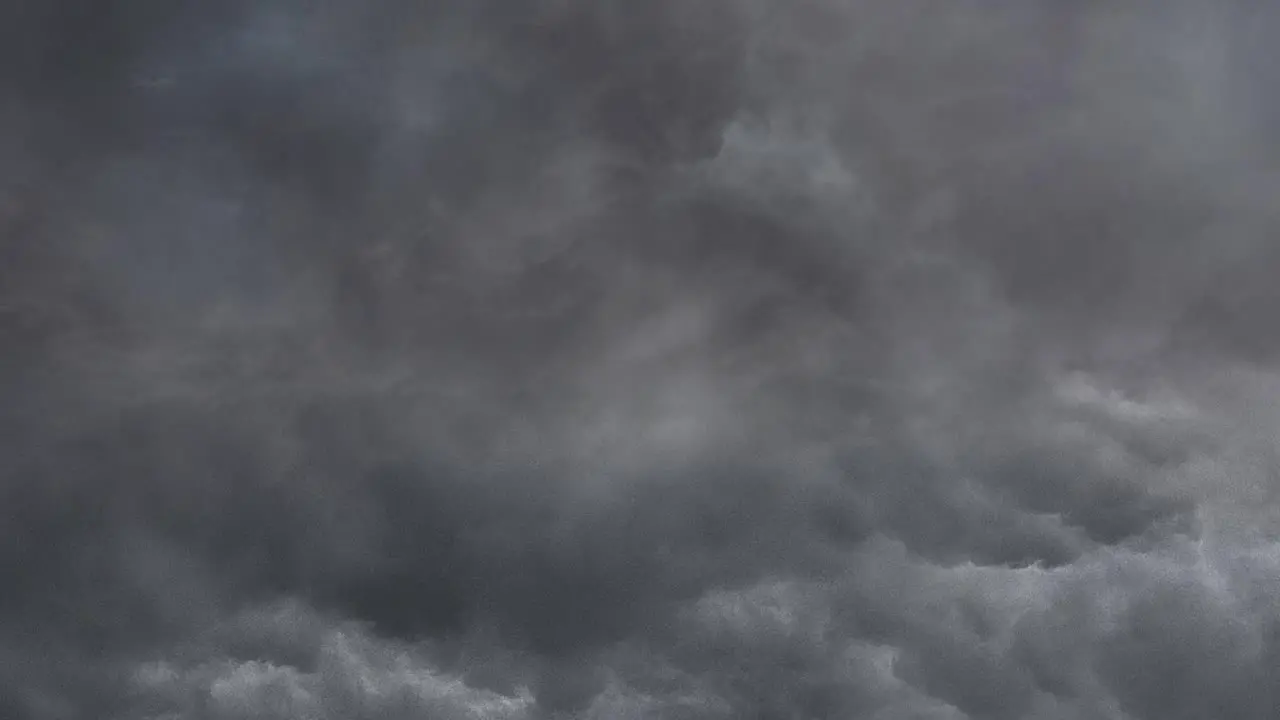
top-left (4, 1), bottom-right (1280, 718)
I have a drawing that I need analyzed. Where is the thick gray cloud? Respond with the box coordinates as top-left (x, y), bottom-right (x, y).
top-left (3, 1), bottom-right (1280, 719)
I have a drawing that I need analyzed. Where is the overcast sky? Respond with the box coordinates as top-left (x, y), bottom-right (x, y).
top-left (3, 2), bottom-right (1280, 718)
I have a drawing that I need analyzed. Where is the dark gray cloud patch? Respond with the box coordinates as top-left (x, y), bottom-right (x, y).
top-left (4, 1), bottom-right (1280, 718)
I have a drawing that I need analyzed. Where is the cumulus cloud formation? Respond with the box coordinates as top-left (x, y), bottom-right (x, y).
top-left (4, 1), bottom-right (1280, 718)
top-left (128, 603), bottom-right (536, 720)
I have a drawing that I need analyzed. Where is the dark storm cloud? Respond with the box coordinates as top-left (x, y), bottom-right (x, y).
top-left (5, 1), bottom-right (1280, 719)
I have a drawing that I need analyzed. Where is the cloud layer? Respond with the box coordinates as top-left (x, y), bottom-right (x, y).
top-left (3, 1), bottom-right (1280, 718)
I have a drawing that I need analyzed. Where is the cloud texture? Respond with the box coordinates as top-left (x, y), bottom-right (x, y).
top-left (3, 1), bottom-right (1280, 718)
